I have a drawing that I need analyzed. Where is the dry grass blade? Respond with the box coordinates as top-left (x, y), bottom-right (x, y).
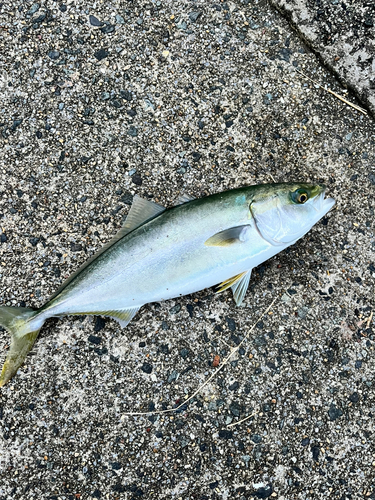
top-left (295, 69), bottom-right (367, 115)
top-left (366, 311), bottom-right (373, 329)
top-left (227, 410), bottom-right (258, 428)
top-left (121, 295), bottom-right (279, 418)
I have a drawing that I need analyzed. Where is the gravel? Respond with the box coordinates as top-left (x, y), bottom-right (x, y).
top-left (0, 0), bottom-right (374, 499)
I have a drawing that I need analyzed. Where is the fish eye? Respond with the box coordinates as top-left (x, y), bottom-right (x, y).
top-left (291, 189), bottom-right (309, 204)
top-left (298, 192), bottom-right (308, 203)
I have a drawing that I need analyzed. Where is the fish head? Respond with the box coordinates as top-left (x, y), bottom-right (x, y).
top-left (249, 183), bottom-right (335, 246)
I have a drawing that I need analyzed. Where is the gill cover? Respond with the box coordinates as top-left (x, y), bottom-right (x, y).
top-left (250, 191), bottom-right (314, 246)
top-left (250, 195), bottom-right (291, 246)
top-left (250, 184), bottom-right (334, 246)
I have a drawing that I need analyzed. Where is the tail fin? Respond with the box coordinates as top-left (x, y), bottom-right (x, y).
top-left (0, 306), bottom-right (42, 387)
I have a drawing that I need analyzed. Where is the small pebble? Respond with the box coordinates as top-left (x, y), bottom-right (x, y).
top-left (328, 403), bottom-right (343, 421)
top-left (94, 48), bottom-right (109, 60)
top-left (141, 363), bottom-right (153, 374)
top-left (127, 126), bottom-right (138, 137)
top-left (89, 15), bottom-right (104, 27)
top-left (48, 50), bottom-right (60, 60)
top-left (189, 11), bottom-right (202, 23)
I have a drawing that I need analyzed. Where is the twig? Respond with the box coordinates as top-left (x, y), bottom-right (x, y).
top-left (294, 69), bottom-right (367, 115)
top-left (121, 295), bottom-right (279, 418)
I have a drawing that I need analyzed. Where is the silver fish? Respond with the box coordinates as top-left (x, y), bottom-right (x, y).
top-left (0, 182), bottom-right (335, 386)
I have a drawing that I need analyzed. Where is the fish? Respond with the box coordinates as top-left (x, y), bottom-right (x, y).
top-left (0, 182), bottom-right (335, 386)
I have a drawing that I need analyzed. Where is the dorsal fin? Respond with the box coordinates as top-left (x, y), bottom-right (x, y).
top-left (47, 196), bottom-right (165, 302)
top-left (173, 193), bottom-right (196, 206)
top-left (123, 195), bottom-right (166, 231)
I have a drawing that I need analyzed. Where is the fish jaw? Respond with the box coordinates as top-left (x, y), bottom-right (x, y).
top-left (312, 188), bottom-right (336, 215)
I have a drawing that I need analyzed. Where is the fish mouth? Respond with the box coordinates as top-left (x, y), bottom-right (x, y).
top-left (312, 186), bottom-right (335, 214)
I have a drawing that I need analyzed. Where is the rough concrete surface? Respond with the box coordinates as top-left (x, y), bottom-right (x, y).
top-left (0, 1), bottom-right (374, 499)
top-left (270, 0), bottom-right (375, 117)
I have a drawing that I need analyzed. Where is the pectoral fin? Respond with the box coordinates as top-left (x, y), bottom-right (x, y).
top-left (216, 269), bottom-right (252, 306)
top-left (204, 225), bottom-right (250, 247)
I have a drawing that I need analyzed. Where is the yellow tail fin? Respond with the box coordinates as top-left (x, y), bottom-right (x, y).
top-left (0, 306), bottom-right (42, 387)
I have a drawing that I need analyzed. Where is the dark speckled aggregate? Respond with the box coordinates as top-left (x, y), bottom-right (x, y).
top-left (0, 1), bottom-right (374, 499)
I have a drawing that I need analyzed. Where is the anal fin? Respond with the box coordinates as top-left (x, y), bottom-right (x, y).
top-left (95, 306), bottom-right (141, 328)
